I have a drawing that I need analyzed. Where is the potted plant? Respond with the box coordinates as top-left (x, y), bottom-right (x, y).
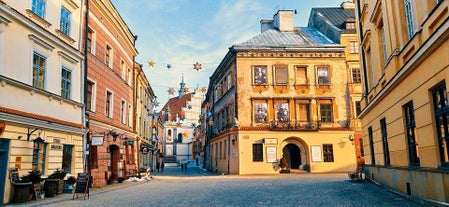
top-left (12, 170), bottom-right (40, 203)
top-left (44, 169), bottom-right (66, 197)
top-left (20, 170), bottom-right (42, 185)
top-left (63, 176), bottom-right (76, 194)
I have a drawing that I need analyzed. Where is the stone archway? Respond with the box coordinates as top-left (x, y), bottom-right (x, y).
top-left (280, 138), bottom-right (308, 169)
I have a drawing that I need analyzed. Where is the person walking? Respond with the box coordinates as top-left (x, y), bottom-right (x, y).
top-left (161, 162), bottom-right (165, 172)
top-left (156, 162), bottom-right (160, 172)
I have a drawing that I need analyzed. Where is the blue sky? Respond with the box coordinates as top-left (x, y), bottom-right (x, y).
top-left (110, 0), bottom-right (345, 108)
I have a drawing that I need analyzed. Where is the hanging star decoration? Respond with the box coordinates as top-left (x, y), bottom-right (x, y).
top-left (193, 62), bottom-right (202, 71)
top-left (167, 87), bottom-right (176, 95)
top-left (166, 64), bottom-right (172, 69)
top-left (148, 60), bottom-right (155, 68)
top-left (201, 87), bottom-right (207, 93)
top-left (183, 87), bottom-right (189, 93)
top-left (183, 131), bottom-right (189, 138)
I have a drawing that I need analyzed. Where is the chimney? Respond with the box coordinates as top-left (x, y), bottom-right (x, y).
top-left (261, 10), bottom-right (294, 33)
top-left (341, 1), bottom-right (355, 9)
top-left (273, 10), bottom-right (294, 32)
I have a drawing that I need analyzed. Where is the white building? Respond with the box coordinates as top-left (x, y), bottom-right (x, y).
top-left (0, 0), bottom-right (84, 204)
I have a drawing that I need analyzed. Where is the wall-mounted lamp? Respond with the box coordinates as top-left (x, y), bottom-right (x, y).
top-left (107, 130), bottom-right (119, 142)
top-left (348, 134), bottom-right (354, 142)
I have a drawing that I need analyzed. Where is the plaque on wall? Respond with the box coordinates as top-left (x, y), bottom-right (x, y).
top-left (91, 136), bottom-right (104, 146)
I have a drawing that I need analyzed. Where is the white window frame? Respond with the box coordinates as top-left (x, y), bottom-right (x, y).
top-left (105, 44), bottom-right (113, 68)
top-left (105, 89), bottom-right (114, 118)
top-left (32, 0), bottom-right (46, 19)
top-left (60, 6), bottom-right (71, 36)
top-left (61, 66), bottom-right (72, 99)
top-left (86, 79), bottom-right (97, 112)
top-left (121, 99), bottom-right (127, 124)
top-left (87, 28), bottom-right (96, 55)
top-left (404, 0), bottom-right (416, 39)
top-left (128, 104), bottom-right (133, 128)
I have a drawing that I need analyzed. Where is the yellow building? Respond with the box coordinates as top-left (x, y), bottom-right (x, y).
top-left (203, 6), bottom-right (360, 175)
top-left (356, 0), bottom-right (449, 205)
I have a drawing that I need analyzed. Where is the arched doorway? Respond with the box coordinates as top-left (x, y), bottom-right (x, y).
top-left (109, 145), bottom-right (120, 180)
top-left (283, 144), bottom-right (301, 169)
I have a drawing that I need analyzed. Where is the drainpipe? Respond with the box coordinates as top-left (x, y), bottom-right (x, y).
top-left (83, 0), bottom-right (90, 175)
top-left (356, 0), bottom-right (369, 104)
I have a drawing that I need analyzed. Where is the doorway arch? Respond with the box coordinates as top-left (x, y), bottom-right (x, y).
top-left (280, 138), bottom-right (308, 170)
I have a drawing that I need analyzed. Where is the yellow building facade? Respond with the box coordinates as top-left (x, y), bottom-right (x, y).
top-left (356, 0), bottom-right (449, 205)
top-left (204, 7), bottom-right (360, 175)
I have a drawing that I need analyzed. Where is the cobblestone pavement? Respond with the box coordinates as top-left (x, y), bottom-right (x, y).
top-left (6, 166), bottom-right (422, 207)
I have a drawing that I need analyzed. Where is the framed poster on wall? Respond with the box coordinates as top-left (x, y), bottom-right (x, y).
top-left (266, 146), bottom-right (277, 162)
top-left (311, 145), bottom-right (322, 162)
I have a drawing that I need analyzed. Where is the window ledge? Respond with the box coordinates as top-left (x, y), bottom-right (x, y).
top-left (55, 29), bottom-right (76, 44)
top-left (25, 9), bottom-right (51, 28)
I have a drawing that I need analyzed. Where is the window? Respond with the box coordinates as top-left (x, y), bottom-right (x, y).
top-left (352, 68), bottom-right (361, 83)
top-left (403, 101), bottom-right (419, 166)
top-left (432, 83), bottom-right (449, 166)
top-left (360, 138), bottom-right (365, 157)
top-left (105, 44), bottom-right (112, 67)
top-left (275, 102), bottom-right (289, 122)
top-left (296, 100), bottom-right (310, 122)
top-left (323, 144), bottom-right (334, 162)
top-left (355, 101), bottom-right (361, 117)
top-left (252, 143), bottom-right (263, 162)
top-left (87, 29), bottom-right (94, 53)
top-left (404, 0), bottom-right (415, 39)
top-left (220, 141), bottom-right (222, 159)
top-left (62, 145), bottom-right (73, 173)
top-left (380, 118), bottom-right (390, 165)
top-left (32, 141), bottom-right (47, 173)
top-left (349, 41), bottom-right (359, 54)
top-left (254, 103), bottom-right (268, 123)
top-left (121, 60), bottom-right (126, 80)
top-left (275, 66), bottom-right (288, 85)
top-left (33, 52), bottom-right (46, 89)
top-left (319, 100), bottom-right (333, 123)
top-left (317, 67), bottom-right (330, 85)
top-left (61, 67), bottom-right (71, 99)
top-left (253, 66), bottom-right (267, 85)
top-left (295, 67), bottom-right (307, 85)
top-left (121, 100), bottom-right (126, 124)
top-left (86, 80), bottom-right (95, 111)
top-left (60, 7), bottom-right (71, 36)
top-left (32, 0), bottom-right (46, 18)
top-left (368, 126), bottom-right (375, 165)
top-left (128, 105), bottom-right (133, 127)
top-left (177, 133), bottom-right (183, 143)
top-left (127, 68), bottom-right (132, 85)
top-left (227, 73), bottom-right (232, 90)
top-left (346, 22), bottom-right (356, 30)
top-left (380, 25), bottom-right (388, 64)
top-left (105, 90), bottom-right (113, 118)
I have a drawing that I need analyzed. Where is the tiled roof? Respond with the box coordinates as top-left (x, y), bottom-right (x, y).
top-left (160, 93), bottom-right (193, 122)
top-left (0, 106), bottom-right (85, 129)
top-left (234, 27), bottom-right (338, 50)
top-left (309, 7), bottom-right (355, 31)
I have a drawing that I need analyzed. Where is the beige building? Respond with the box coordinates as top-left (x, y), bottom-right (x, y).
top-left (0, 0), bottom-right (84, 204)
top-left (203, 8), bottom-right (359, 175)
top-left (356, 0), bottom-right (449, 205)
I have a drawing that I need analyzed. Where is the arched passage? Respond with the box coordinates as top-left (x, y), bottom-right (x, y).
top-left (280, 138), bottom-right (308, 170)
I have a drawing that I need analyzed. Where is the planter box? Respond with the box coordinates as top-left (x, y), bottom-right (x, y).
top-left (12, 182), bottom-right (32, 203)
top-left (44, 179), bottom-right (59, 197)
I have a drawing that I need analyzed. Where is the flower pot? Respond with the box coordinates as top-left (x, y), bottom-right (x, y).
top-left (44, 179), bottom-right (59, 197)
top-left (12, 182), bottom-right (32, 203)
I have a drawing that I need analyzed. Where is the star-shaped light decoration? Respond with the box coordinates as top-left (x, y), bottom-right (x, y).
top-left (201, 87), bottom-right (207, 93)
top-left (148, 60), bottom-right (155, 68)
top-left (166, 64), bottom-right (172, 69)
top-left (183, 131), bottom-right (189, 138)
top-left (193, 62), bottom-right (202, 71)
top-left (167, 87), bottom-right (176, 95)
top-left (183, 87), bottom-right (189, 93)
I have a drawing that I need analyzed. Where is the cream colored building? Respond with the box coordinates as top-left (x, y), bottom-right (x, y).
top-left (0, 0), bottom-right (84, 204)
top-left (356, 0), bottom-right (449, 205)
top-left (203, 8), bottom-right (359, 175)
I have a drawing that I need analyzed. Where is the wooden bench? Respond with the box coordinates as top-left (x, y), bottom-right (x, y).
top-left (348, 167), bottom-right (365, 182)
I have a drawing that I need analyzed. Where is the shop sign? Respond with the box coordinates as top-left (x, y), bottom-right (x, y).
top-left (264, 138), bottom-right (277, 145)
top-left (50, 144), bottom-right (63, 150)
top-left (91, 136), bottom-right (104, 146)
top-left (124, 140), bottom-right (134, 146)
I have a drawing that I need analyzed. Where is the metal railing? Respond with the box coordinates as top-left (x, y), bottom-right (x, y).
top-left (270, 120), bottom-right (320, 131)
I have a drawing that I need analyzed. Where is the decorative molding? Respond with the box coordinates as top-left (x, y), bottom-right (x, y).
top-left (28, 34), bottom-right (55, 51)
top-left (58, 51), bottom-right (79, 64)
top-left (25, 9), bottom-right (51, 28)
top-left (55, 29), bottom-right (76, 44)
top-left (237, 51), bottom-right (345, 58)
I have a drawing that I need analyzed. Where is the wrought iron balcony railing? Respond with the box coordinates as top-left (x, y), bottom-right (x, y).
top-left (270, 120), bottom-right (320, 131)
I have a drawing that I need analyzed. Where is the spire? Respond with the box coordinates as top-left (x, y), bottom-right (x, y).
top-left (178, 75), bottom-right (186, 98)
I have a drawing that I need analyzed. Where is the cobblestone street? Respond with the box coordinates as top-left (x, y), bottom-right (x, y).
top-left (7, 166), bottom-right (421, 207)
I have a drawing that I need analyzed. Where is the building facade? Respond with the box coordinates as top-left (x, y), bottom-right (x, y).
top-left (134, 62), bottom-right (157, 172)
top-left (159, 78), bottom-right (205, 165)
top-left (356, 0), bottom-right (449, 205)
top-left (203, 9), bottom-right (359, 175)
top-left (84, 0), bottom-right (138, 187)
top-left (0, 0), bottom-right (84, 204)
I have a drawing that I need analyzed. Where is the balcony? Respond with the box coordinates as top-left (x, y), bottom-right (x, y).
top-left (270, 120), bottom-right (320, 131)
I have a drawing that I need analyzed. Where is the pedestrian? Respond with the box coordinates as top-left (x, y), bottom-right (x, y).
top-left (161, 162), bottom-right (165, 172)
top-left (180, 163), bottom-right (184, 172)
top-left (156, 162), bottom-right (160, 172)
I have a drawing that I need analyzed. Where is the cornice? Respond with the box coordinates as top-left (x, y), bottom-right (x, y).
top-left (237, 51), bottom-right (345, 58)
